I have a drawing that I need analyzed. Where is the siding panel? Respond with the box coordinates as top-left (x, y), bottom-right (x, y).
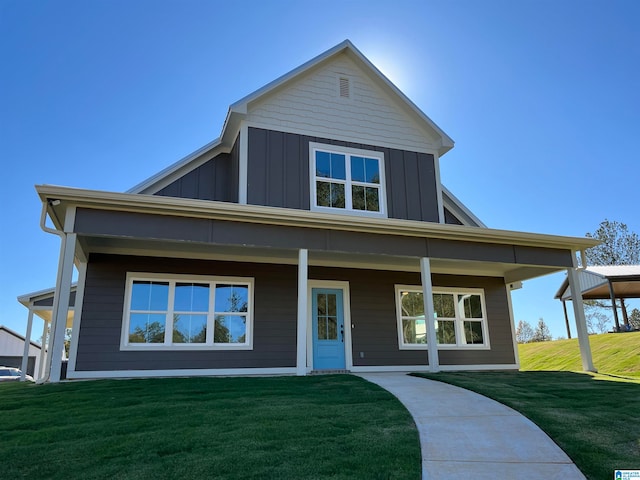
top-left (155, 135), bottom-right (240, 203)
top-left (308, 267), bottom-right (516, 367)
top-left (75, 255), bottom-right (297, 372)
top-left (245, 52), bottom-right (437, 152)
top-left (247, 127), bottom-right (439, 222)
top-left (75, 255), bottom-right (516, 373)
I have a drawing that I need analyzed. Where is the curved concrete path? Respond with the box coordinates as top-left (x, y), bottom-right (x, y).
top-left (358, 373), bottom-right (585, 479)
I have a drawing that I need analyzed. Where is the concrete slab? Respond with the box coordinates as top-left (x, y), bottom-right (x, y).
top-left (358, 372), bottom-right (586, 480)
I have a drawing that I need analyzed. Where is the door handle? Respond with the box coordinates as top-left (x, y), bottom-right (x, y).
top-left (340, 325), bottom-right (344, 342)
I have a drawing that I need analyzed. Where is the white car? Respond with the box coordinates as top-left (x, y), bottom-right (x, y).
top-left (0, 366), bottom-right (34, 382)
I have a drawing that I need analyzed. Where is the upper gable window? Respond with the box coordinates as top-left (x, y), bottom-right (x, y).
top-left (309, 142), bottom-right (386, 217)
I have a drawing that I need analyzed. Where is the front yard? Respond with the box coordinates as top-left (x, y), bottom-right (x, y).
top-left (0, 375), bottom-right (420, 479)
top-left (415, 371), bottom-right (640, 480)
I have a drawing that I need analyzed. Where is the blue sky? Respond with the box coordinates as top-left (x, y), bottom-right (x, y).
top-left (1, 0), bottom-right (639, 342)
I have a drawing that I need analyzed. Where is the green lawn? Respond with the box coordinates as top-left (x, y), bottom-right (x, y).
top-left (519, 331), bottom-right (640, 377)
top-left (414, 371), bottom-right (640, 480)
top-left (0, 375), bottom-right (420, 480)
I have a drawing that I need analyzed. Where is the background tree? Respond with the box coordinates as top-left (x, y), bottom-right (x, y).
top-left (586, 310), bottom-right (610, 334)
top-left (531, 318), bottom-right (552, 342)
top-left (629, 308), bottom-right (640, 330)
top-left (515, 320), bottom-right (534, 343)
top-left (584, 220), bottom-right (640, 328)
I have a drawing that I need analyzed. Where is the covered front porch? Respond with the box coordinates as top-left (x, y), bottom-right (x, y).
top-left (33, 184), bottom-right (600, 382)
top-left (17, 286), bottom-right (76, 382)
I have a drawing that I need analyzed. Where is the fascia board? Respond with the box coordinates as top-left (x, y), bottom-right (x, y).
top-left (36, 184), bottom-right (601, 252)
top-left (341, 45), bottom-right (455, 156)
top-left (127, 138), bottom-right (224, 194)
top-left (229, 40), bottom-right (352, 113)
top-left (17, 284), bottom-right (78, 307)
top-left (441, 185), bottom-right (487, 228)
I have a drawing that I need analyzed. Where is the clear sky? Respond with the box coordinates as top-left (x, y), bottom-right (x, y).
top-left (1, 0), bottom-right (639, 342)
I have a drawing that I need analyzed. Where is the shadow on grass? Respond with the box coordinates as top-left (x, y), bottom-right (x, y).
top-left (412, 371), bottom-right (639, 480)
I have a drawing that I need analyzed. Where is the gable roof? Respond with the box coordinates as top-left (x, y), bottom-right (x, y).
top-left (555, 265), bottom-right (640, 300)
top-left (441, 186), bottom-right (486, 228)
top-left (0, 325), bottom-right (42, 349)
top-left (129, 40), bottom-right (454, 195)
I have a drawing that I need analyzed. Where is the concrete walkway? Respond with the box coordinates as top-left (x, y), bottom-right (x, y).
top-left (358, 373), bottom-right (585, 479)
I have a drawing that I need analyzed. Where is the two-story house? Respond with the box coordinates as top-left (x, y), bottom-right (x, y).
top-left (32, 40), bottom-right (598, 382)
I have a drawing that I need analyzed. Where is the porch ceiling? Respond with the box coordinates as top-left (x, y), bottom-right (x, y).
top-left (77, 234), bottom-right (564, 284)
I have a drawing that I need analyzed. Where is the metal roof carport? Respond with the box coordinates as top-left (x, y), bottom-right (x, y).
top-left (556, 265), bottom-right (640, 335)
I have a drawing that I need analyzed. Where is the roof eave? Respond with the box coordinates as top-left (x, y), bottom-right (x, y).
top-left (36, 184), bottom-right (601, 252)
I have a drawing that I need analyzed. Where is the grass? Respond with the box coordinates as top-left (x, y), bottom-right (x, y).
top-left (518, 331), bottom-right (640, 377)
top-left (0, 375), bottom-right (420, 479)
top-left (414, 371), bottom-right (640, 480)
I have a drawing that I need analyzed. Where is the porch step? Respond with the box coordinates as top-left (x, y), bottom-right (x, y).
top-left (309, 369), bottom-right (351, 375)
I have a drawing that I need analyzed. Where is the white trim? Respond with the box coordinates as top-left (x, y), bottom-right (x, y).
top-left (67, 261), bottom-right (87, 376)
top-left (351, 363), bottom-right (519, 373)
top-left (48, 233), bottom-right (77, 383)
top-left (120, 272), bottom-right (255, 351)
top-left (567, 266), bottom-right (596, 372)
top-left (420, 258), bottom-right (439, 372)
top-left (20, 310), bottom-right (34, 381)
top-left (296, 249), bottom-right (309, 376)
top-left (37, 321), bottom-right (49, 382)
top-left (309, 142), bottom-right (387, 218)
top-left (441, 186), bottom-right (487, 228)
top-left (238, 122), bottom-right (248, 204)
top-left (37, 184), bottom-right (599, 251)
top-left (433, 154), bottom-right (445, 224)
top-left (395, 284), bottom-right (491, 350)
top-left (438, 363), bottom-right (519, 371)
top-left (307, 280), bottom-right (353, 372)
top-left (245, 120), bottom-right (441, 156)
top-left (230, 40), bottom-right (454, 156)
top-left (63, 205), bottom-right (76, 233)
top-left (126, 138), bottom-right (225, 194)
top-left (67, 367), bottom-right (297, 380)
top-left (505, 280), bottom-right (520, 369)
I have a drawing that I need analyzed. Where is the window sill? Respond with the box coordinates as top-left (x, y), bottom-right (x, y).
top-left (399, 344), bottom-right (491, 351)
top-left (310, 205), bottom-right (387, 219)
top-left (120, 344), bottom-right (254, 352)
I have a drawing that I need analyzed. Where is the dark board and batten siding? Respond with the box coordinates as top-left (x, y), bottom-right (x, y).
top-left (75, 254), bottom-right (515, 373)
top-left (155, 135), bottom-right (240, 202)
top-left (247, 127), bottom-right (440, 222)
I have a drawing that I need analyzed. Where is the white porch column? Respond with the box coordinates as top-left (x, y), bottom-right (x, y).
top-left (420, 257), bottom-right (439, 372)
top-left (296, 249), bottom-right (309, 376)
top-left (37, 320), bottom-right (49, 381)
top-left (46, 233), bottom-right (77, 383)
top-left (567, 267), bottom-right (597, 372)
top-left (20, 309), bottom-right (35, 381)
top-left (67, 261), bottom-right (87, 377)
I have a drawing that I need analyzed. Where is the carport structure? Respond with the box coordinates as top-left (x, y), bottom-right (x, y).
top-left (556, 265), bottom-right (640, 335)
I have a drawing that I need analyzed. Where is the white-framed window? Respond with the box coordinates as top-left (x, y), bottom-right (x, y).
top-left (395, 285), bottom-right (489, 349)
top-left (309, 142), bottom-right (386, 217)
top-left (121, 273), bottom-right (254, 350)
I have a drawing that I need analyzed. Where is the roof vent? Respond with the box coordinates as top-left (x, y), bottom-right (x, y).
top-left (339, 76), bottom-right (350, 98)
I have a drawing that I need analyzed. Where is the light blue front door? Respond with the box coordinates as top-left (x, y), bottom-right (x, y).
top-left (312, 288), bottom-right (346, 370)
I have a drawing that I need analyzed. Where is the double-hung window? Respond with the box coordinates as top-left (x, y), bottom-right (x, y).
top-left (121, 273), bottom-right (254, 350)
top-left (310, 142), bottom-right (386, 217)
top-left (396, 285), bottom-right (489, 349)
